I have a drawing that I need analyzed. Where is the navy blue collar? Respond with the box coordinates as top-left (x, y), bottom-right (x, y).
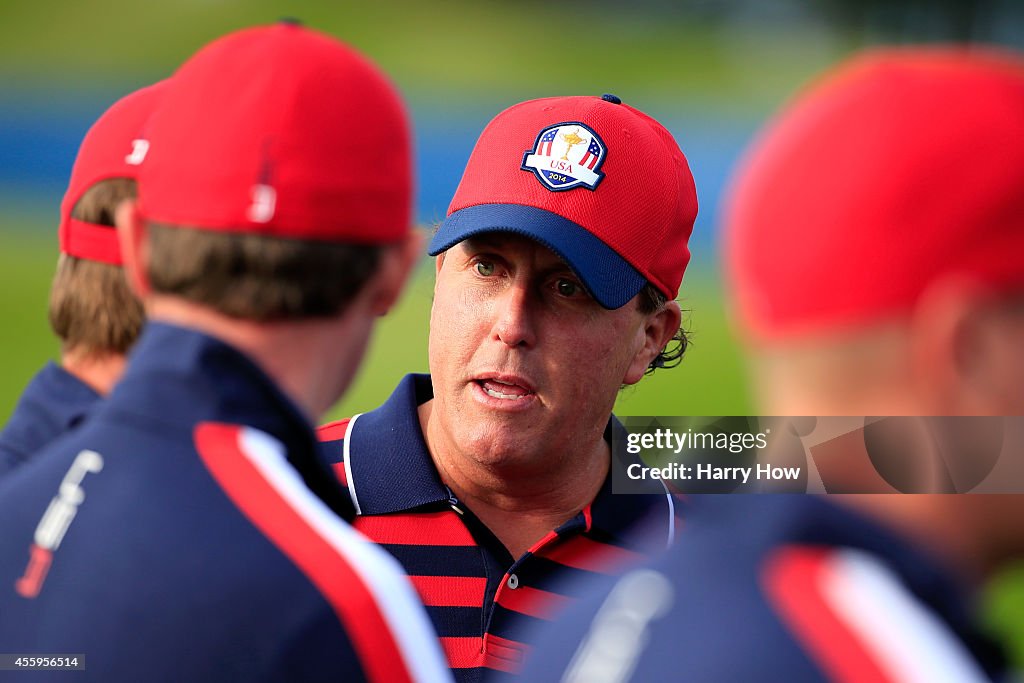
top-left (591, 422), bottom-right (677, 548)
top-left (0, 362), bottom-right (101, 474)
top-left (347, 373), bottom-right (675, 546)
top-left (102, 322), bottom-right (352, 518)
top-left (347, 374), bottom-right (450, 514)
top-left (107, 322), bottom-right (312, 445)
top-left (22, 362), bottom-right (101, 430)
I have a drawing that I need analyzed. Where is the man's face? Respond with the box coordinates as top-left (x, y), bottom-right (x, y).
top-left (427, 233), bottom-right (656, 473)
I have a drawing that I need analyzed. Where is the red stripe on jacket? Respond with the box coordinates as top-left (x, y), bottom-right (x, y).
top-left (195, 422), bottom-right (416, 683)
top-left (318, 418), bottom-right (351, 443)
top-left (763, 546), bottom-right (894, 683)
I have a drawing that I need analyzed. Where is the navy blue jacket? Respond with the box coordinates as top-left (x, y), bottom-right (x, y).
top-left (0, 362), bottom-right (100, 478)
top-left (519, 496), bottom-right (1008, 683)
top-left (0, 323), bottom-right (450, 683)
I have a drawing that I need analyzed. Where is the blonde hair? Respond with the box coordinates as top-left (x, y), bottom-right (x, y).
top-left (48, 178), bottom-right (144, 356)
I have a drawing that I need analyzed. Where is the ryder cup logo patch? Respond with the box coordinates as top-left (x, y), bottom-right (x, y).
top-left (521, 122), bottom-right (606, 191)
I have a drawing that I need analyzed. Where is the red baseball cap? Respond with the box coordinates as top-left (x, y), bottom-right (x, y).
top-left (138, 21), bottom-right (411, 244)
top-left (59, 80), bottom-right (166, 265)
top-left (724, 47), bottom-right (1024, 341)
top-left (431, 95), bottom-right (697, 309)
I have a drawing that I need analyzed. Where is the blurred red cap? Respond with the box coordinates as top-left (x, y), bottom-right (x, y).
top-left (59, 81), bottom-right (166, 265)
top-left (138, 22), bottom-right (412, 244)
top-left (724, 47), bottom-right (1024, 340)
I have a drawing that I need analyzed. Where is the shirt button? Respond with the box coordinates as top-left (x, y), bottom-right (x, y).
top-left (507, 574), bottom-right (519, 589)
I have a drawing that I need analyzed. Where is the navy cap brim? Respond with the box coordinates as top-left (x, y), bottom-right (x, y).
top-left (429, 204), bottom-right (647, 309)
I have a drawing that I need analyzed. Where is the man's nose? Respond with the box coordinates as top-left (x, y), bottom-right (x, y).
top-left (492, 283), bottom-right (537, 349)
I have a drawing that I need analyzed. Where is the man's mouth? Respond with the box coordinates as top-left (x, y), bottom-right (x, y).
top-left (476, 378), bottom-right (534, 400)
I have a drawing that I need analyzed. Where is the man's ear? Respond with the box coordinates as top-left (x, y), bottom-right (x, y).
top-left (114, 199), bottom-right (151, 299)
top-left (909, 276), bottom-right (1004, 414)
top-left (368, 229), bottom-right (424, 317)
top-left (623, 299), bottom-right (683, 386)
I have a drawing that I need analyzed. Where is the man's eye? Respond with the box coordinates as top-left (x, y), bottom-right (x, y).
top-left (556, 278), bottom-right (579, 297)
top-left (475, 261), bottom-right (495, 277)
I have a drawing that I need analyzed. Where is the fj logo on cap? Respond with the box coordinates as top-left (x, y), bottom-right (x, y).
top-left (247, 184), bottom-right (277, 223)
top-left (521, 122), bottom-right (606, 191)
top-left (125, 139), bottom-right (150, 166)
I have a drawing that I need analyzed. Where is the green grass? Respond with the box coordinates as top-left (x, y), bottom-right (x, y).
top-left (0, 0), bottom-right (840, 109)
top-left (0, 232), bottom-right (61, 419)
top-left (988, 565), bottom-right (1024, 666)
